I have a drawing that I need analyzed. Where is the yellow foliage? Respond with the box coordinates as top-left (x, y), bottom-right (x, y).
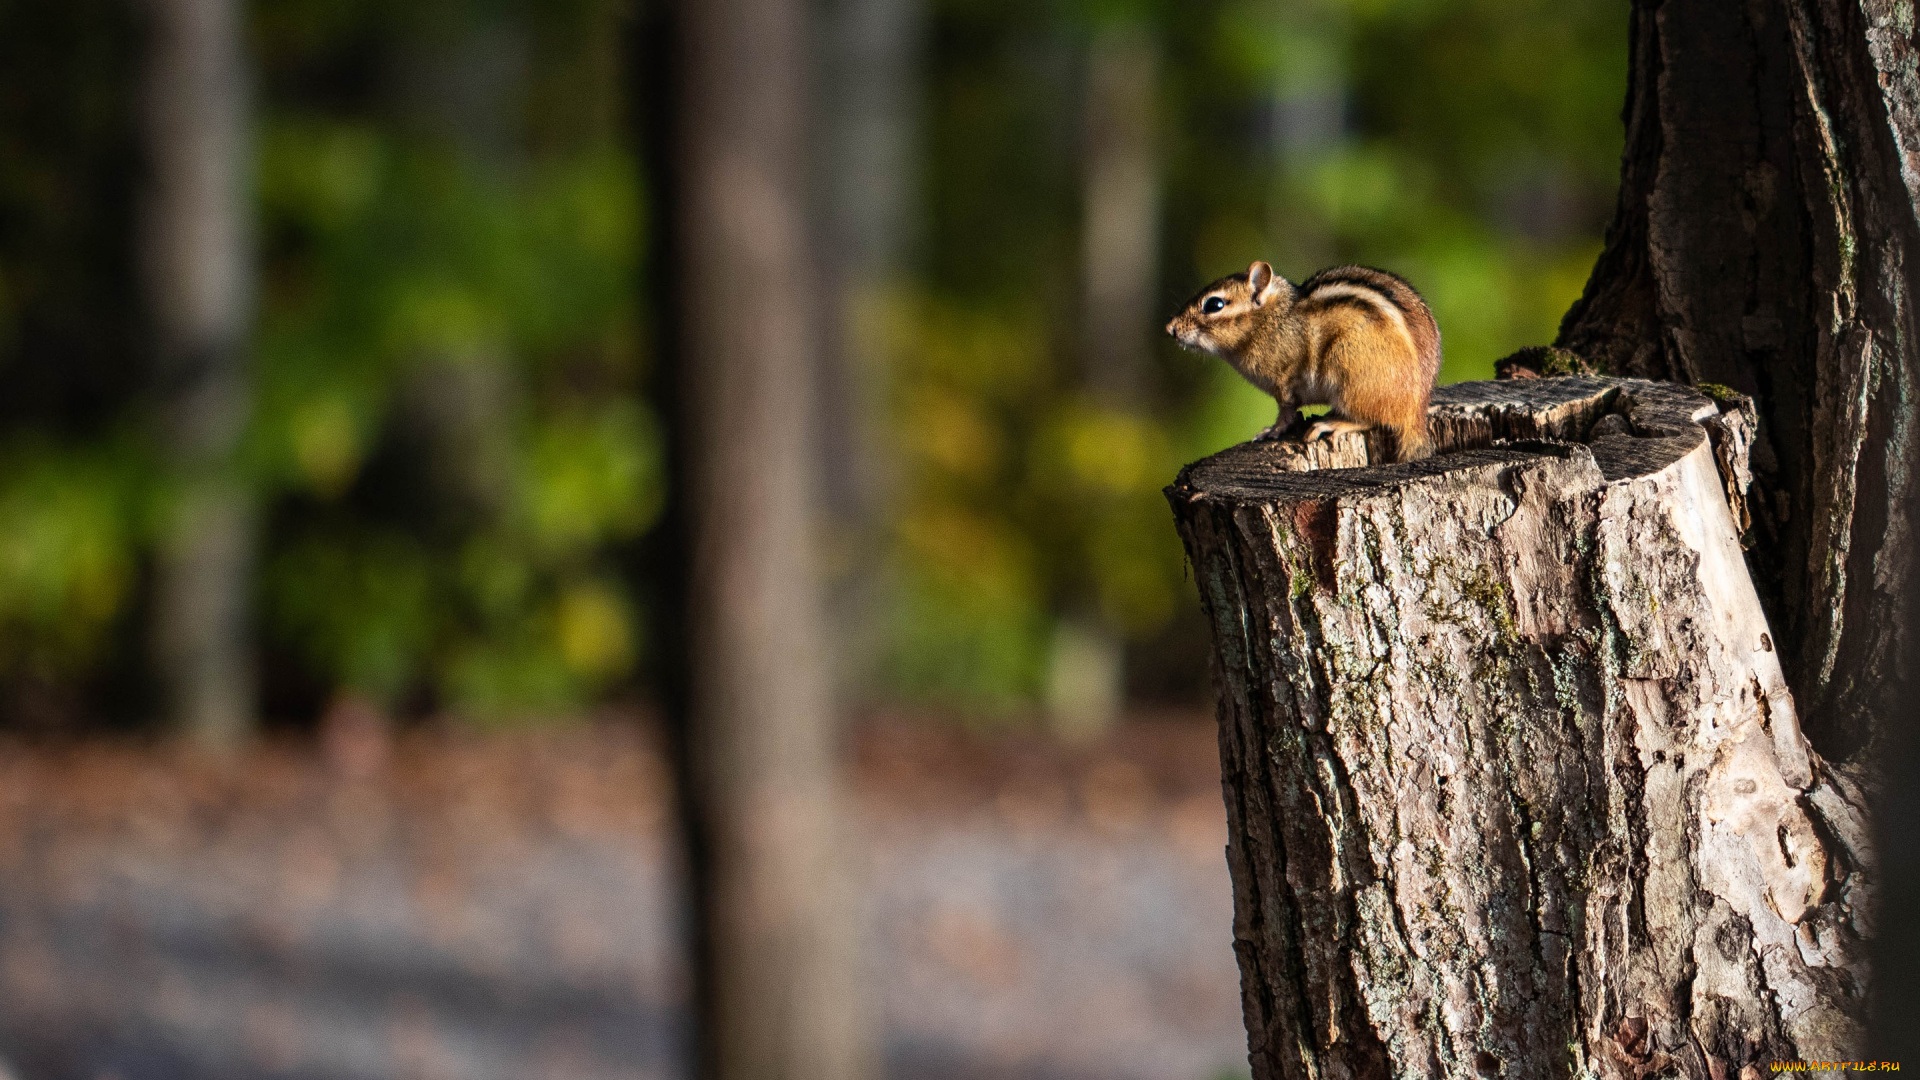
top-left (291, 396), bottom-right (363, 498)
top-left (555, 581), bottom-right (635, 681)
top-left (902, 386), bottom-right (1002, 480)
top-left (897, 503), bottom-right (1035, 608)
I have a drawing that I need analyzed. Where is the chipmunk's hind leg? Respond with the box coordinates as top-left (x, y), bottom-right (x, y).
top-left (1317, 332), bottom-right (1430, 463)
top-left (1304, 414), bottom-right (1430, 462)
top-left (1302, 415), bottom-right (1372, 442)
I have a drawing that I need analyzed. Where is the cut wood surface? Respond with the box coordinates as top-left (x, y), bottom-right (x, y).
top-left (1167, 377), bottom-right (1873, 1080)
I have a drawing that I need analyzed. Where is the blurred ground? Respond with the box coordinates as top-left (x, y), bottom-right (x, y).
top-left (0, 713), bottom-right (1247, 1080)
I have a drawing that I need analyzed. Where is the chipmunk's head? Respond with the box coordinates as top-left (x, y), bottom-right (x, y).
top-left (1165, 261), bottom-right (1294, 360)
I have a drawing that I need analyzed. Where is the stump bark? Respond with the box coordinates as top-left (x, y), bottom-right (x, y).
top-left (1167, 378), bottom-right (1874, 1080)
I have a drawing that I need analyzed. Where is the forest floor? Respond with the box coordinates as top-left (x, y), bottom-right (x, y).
top-left (0, 711), bottom-right (1248, 1080)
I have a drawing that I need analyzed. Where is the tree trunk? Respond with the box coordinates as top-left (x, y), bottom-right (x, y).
top-left (1080, 22), bottom-right (1160, 406)
top-left (671, 0), bottom-right (874, 1077)
top-left (813, 0), bottom-right (921, 701)
top-left (141, 0), bottom-right (256, 747)
top-left (1168, 378), bottom-right (1874, 1078)
top-left (394, 13), bottom-right (523, 548)
top-left (1047, 22), bottom-right (1164, 737)
top-left (1554, 0), bottom-right (1920, 762)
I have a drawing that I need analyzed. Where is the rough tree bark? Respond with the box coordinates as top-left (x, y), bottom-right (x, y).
top-left (670, 0), bottom-right (874, 1077)
top-left (1168, 380), bottom-right (1874, 1077)
top-left (141, 0), bottom-right (256, 747)
top-left (1554, 0), bottom-right (1920, 761)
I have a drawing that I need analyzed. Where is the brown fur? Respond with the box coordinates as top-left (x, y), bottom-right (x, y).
top-left (1164, 261), bottom-right (1443, 462)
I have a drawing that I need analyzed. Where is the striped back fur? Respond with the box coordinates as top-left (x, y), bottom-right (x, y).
top-left (1296, 265), bottom-right (1443, 385)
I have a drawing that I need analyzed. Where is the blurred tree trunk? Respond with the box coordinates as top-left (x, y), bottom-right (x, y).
top-left (813, 0), bottom-right (922, 701)
top-left (141, 0), bottom-right (256, 746)
top-left (394, 15), bottom-right (523, 540)
top-left (1050, 23), bottom-right (1161, 737)
top-left (1080, 23), bottom-right (1159, 407)
top-left (1555, 0), bottom-right (1920, 763)
top-left (667, 0), bottom-right (875, 1077)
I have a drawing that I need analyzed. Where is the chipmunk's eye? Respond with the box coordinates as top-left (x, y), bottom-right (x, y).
top-left (1202, 296), bottom-right (1227, 315)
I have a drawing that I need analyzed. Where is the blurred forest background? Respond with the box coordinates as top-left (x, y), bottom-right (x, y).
top-left (0, 0), bottom-right (1627, 736)
top-left (0, 0), bottom-right (1634, 1076)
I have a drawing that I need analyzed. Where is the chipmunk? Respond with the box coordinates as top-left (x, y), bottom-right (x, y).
top-left (1166, 261), bottom-right (1442, 462)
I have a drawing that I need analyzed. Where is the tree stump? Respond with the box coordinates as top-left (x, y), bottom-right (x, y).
top-left (1166, 378), bottom-right (1874, 1080)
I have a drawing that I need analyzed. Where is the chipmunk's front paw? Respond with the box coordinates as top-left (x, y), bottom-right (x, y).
top-left (1254, 409), bottom-right (1305, 443)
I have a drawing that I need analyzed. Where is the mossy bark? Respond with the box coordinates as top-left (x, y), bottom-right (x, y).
top-left (1168, 378), bottom-right (1872, 1079)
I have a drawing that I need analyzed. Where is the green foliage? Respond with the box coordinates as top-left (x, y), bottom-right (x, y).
top-left (0, 0), bottom-right (655, 723)
top-left (251, 122), bottom-right (654, 718)
top-left (876, 293), bottom-right (1054, 707)
top-left (1168, 0), bottom-right (1627, 382)
top-left (882, 0), bottom-right (1627, 709)
top-left (0, 0), bottom-right (1627, 724)
top-left (0, 0), bottom-right (144, 701)
top-left (241, 0), bottom-right (655, 721)
top-left (227, 0), bottom-right (652, 722)
top-left (0, 438), bottom-right (150, 677)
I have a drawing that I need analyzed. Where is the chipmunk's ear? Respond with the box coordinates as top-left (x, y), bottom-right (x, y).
top-left (1247, 261), bottom-right (1283, 307)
